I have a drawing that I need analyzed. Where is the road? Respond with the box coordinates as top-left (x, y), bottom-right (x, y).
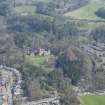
top-left (0, 65), bottom-right (60, 105)
top-left (22, 97), bottom-right (60, 105)
top-left (0, 65), bottom-right (22, 105)
top-left (0, 68), bottom-right (13, 105)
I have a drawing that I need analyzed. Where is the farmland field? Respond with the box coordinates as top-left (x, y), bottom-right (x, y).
top-left (65, 0), bottom-right (105, 20)
top-left (79, 95), bottom-right (105, 105)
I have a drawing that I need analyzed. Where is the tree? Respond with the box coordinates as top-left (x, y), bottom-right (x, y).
top-left (53, 17), bottom-right (78, 40)
top-left (56, 47), bottom-right (84, 84)
top-left (63, 85), bottom-right (80, 105)
top-left (36, 2), bottom-right (47, 15)
top-left (47, 69), bottom-right (65, 90)
top-left (0, 0), bottom-right (9, 16)
top-left (91, 26), bottom-right (105, 43)
top-left (27, 80), bottom-right (44, 100)
top-left (95, 7), bottom-right (105, 19)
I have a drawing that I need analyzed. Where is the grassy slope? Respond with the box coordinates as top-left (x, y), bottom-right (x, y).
top-left (13, 5), bottom-right (53, 19)
top-left (79, 95), bottom-right (105, 105)
top-left (14, 5), bottom-right (36, 14)
top-left (25, 55), bottom-right (54, 72)
top-left (25, 55), bottom-right (51, 65)
top-left (65, 0), bottom-right (105, 20)
top-left (13, 0), bottom-right (50, 15)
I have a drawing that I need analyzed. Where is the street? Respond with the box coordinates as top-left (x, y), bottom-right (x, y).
top-left (0, 65), bottom-right (22, 105)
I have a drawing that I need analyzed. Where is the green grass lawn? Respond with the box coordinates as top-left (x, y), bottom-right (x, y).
top-left (79, 95), bottom-right (105, 105)
top-left (13, 5), bottom-right (53, 20)
top-left (13, 0), bottom-right (50, 15)
top-left (65, 0), bottom-right (105, 20)
top-left (14, 5), bottom-right (36, 15)
top-left (25, 55), bottom-right (51, 65)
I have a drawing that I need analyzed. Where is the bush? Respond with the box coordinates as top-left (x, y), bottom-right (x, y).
top-left (95, 7), bottom-right (105, 19)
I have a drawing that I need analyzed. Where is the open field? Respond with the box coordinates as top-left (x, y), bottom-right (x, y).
top-left (13, 0), bottom-right (50, 15)
top-left (65, 0), bottom-right (105, 20)
top-left (25, 55), bottom-right (51, 65)
top-left (14, 5), bottom-right (36, 15)
top-left (79, 95), bottom-right (105, 105)
top-left (13, 5), bottom-right (53, 20)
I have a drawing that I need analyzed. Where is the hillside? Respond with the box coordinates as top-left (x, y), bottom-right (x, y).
top-left (12, 0), bottom-right (89, 16)
top-left (65, 0), bottom-right (105, 20)
top-left (1, 0), bottom-right (105, 105)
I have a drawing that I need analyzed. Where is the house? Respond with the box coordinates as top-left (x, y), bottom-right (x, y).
top-left (21, 12), bottom-right (29, 16)
top-left (0, 84), bottom-right (6, 93)
top-left (30, 48), bottom-right (51, 56)
top-left (24, 47), bottom-right (31, 55)
top-left (38, 48), bottom-right (51, 56)
top-left (84, 42), bottom-right (105, 58)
